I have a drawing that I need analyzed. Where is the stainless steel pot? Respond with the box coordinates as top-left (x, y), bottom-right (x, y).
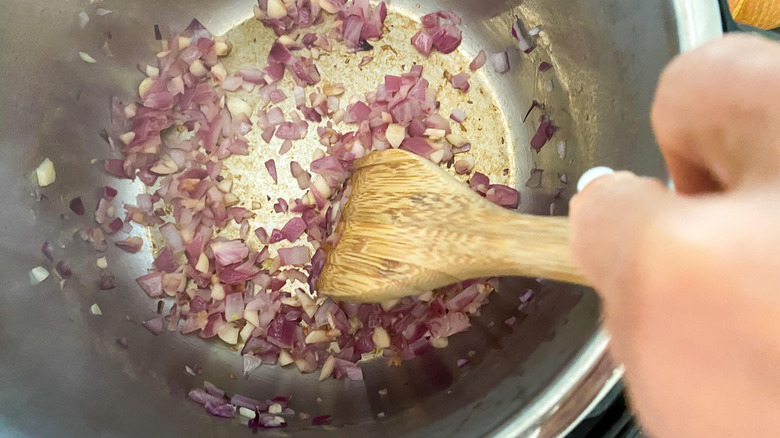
top-left (0, 1), bottom-right (720, 437)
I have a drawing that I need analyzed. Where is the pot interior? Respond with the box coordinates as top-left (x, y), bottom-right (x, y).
top-left (0, 0), bottom-right (683, 436)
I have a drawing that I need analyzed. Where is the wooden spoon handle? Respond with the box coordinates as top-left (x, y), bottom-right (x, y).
top-left (484, 213), bottom-right (588, 285)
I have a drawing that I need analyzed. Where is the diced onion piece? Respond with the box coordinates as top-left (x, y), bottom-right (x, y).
top-left (239, 407), bottom-right (257, 419)
top-left (177, 36), bottom-right (192, 50)
top-left (226, 96), bottom-right (253, 118)
top-left (319, 0), bottom-right (341, 14)
top-left (30, 266), bottom-right (50, 285)
top-left (195, 253), bottom-right (209, 273)
top-left (454, 155), bottom-right (475, 174)
top-left (211, 62), bottom-right (228, 83)
top-left (218, 323), bottom-right (240, 345)
top-left (305, 329), bottom-right (330, 344)
top-left (244, 310), bottom-right (260, 328)
top-left (145, 65), bottom-right (160, 77)
top-left (372, 327), bottom-right (391, 349)
top-left (138, 77), bottom-right (154, 98)
top-left (79, 51), bottom-right (97, 64)
top-left (211, 283), bottom-right (226, 300)
top-left (323, 83), bottom-right (345, 96)
top-left (470, 50), bottom-right (486, 71)
top-left (267, 0), bottom-right (287, 19)
top-left (189, 59), bottom-right (208, 77)
top-left (279, 349), bottom-right (294, 366)
top-left (385, 124), bottom-right (406, 148)
top-left (558, 140), bottom-right (566, 159)
top-left (446, 133), bottom-right (468, 147)
top-left (35, 158), bottom-right (56, 187)
top-left (118, 132), bottom-right (136, 145)
top-left (123, 103), bottom-right (137, 119)
top-left (239, 322), bottom-right (255, 341)
top-left (424, 128), bottom-right (446, 140)
top-left (90, 303), bottom-right (103, 315)
top-left (319, 356), bottom-right (335, 381)
top-left (78, 11), bottom-right (90, 28)
top-left (96, 257), bottom-right (108, 269)
top-left (431, 336), bottom-right (449, 348)
top-left (488, 51), bottom-right (510, 73)
top-left (450, 108), bottom-right (467, 123)
top-left (214, 41), bottom-right (232, 56)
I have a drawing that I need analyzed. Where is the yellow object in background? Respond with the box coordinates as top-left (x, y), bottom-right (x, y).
top-left (729, 0), bottom-right (780, 30)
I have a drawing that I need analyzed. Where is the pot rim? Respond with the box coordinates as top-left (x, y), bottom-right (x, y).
top-left (490, 1), bottom-right (723, 436)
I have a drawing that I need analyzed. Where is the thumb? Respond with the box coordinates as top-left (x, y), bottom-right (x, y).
top-left (568, 172), bottom-right (675, 301)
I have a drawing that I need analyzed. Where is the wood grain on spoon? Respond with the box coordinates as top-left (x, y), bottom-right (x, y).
top-left (317, 149), bottom-right (588, 303)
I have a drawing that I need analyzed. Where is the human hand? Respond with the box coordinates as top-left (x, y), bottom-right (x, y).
top-left (570, 34), bottom-right (780, 437)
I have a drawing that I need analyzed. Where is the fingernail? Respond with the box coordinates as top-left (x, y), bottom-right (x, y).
top-left (577, 166), bottom-right (615, 192)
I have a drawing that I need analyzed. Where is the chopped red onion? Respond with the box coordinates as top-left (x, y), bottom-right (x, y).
top-left (456, 358), bottom-right (469, 368)
top-left (539, 61), bottom-right (552, 72)
top-left (41, 242), bottom-right (54, 261)
top-left (469, 50), bottom-right (486, 71)
top-left (101, 18), bottom-right (508, 388)
top-left (116, 236), bottom-right (143, 253)
top-left (269, 229), bottom-right (284, 244)
top-left (511, 18), bottom-right (535, 53)
top-left (154, 246), bottom-right (178, 273)
top-left (359, 56), bottom-right (373, 68)
top-left (225, 292), bottom-right (245, 322)
top-left (104, 186), bottom-right (118, 200)
top-left (280, 217), bottom-right (306, 242)
top-left (189, 389), bottom-right (224, 407)
top-left (56, 261), bottom-right (73, 279)
top-left (449, 108), bottom-right (467, 123)
top-left (231, 393), bottom-right (265, 411)
top-left (345, 101), bottom-right (371, 123)
top-left (485, 185), bottom-right (520, 208)
top-left (211, 240), bottom-right (249, 266)
top-left (265, 159), bottom-right (278, 183)
top-left (143, 316), bottom-right (164, 335)
top-left (430, 24), bottom-right (462, 54)
top-left (269, 88), bottom-right (287, 103)
top-left (203, 381), bottom-right (225, 398)
top-left (279, 139), bottom-right (293, 155)
top-left (99, 274), bottom-right (116, 290)
top-left (530, 116), bottom-right (557, 151)
top-left (250, 413), bottom-right (286, 429)
top-left (136, 272), bottom-right (164, 298)
top-left (206, 402), bottom-right (236, 418)
top-left (488, 51), bottom-right (510, 73)
top-left (449, 72), bottom-right (470, 92)
top-left (255, 227), bottom-right (269, 245)
top-left (69, 197), bottom-right (86, 216)
top-left (277, 246), bottom-right (310, 266)
top-left (421, 12), bottom-right (438, 28)
top-left (104, 217), bottom-right (123, 234)
top-left (410, 30), bottom-right (433, 57)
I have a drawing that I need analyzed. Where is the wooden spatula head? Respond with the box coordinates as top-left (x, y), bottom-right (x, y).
top-left (317, 149), bottom-right (586, 303)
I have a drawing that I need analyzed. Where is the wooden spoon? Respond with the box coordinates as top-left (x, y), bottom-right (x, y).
top-left (317, 149), bottom-right (588, 303)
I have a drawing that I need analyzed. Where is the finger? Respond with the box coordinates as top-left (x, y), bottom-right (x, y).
top-left (651, 34), bottom-right (780, 194)
top-left (570, 172), bottom-right (673, 295)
